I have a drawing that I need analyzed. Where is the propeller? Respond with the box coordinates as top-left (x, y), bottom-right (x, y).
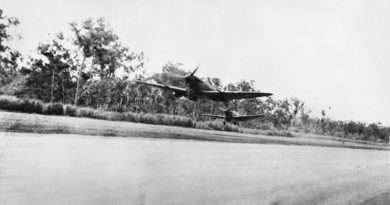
top-left (189, 66), bottom-right (198, 77)
top-left (184, 66), bottom-right (200, 83)
top-left (165, 67), bottom-right (199, 82)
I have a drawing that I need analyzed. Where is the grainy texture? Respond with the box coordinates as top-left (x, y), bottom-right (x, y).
top-left (0, 133), bottom-right (389, 205)
top-left (0, 111), bottom-right (389, 150)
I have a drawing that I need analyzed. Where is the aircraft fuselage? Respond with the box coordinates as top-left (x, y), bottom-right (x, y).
top-left (184, 76), bottom-right (220, 101)
top-left (136, 67), bottom-right (273, 102)
top-left (224, 110), bottom-right (239, 122)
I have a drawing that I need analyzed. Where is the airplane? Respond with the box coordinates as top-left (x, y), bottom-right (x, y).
top-left (135, 67), bottom-right (273, 102)
top-left (200, 107), bottom-right (265, 125)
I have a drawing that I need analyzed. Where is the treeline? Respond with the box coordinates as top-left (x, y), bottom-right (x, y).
top-left (0, 9), bottom-right (389, 143)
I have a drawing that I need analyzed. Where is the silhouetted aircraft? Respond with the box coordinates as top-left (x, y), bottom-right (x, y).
top-left (201, 107), bottom-right (264, 125)
top-left (135, 67), bottom-right (273, 102)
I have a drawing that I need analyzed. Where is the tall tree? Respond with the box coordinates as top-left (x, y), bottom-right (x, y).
top-left (19, 34), bottom-right (76, 103)
top-left (70, 18), bottom-right (144, 105)
top-left (0, 9), bottom-right (21, 85)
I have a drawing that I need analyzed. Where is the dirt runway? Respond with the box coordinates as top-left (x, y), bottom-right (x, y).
top-left (1, 132), bottom-right (389, 205)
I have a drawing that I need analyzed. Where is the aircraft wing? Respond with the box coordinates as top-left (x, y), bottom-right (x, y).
top-left (201, 90), bottom-right (273, 101)
top-left (200, 114), bottom-right (225, 119)
top-left (233, 114), bottom-right (264, 121)
top-left (135, 80), bottom-right (186, 95)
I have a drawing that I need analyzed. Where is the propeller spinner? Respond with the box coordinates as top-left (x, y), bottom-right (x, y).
top-left (184, 67), bottom-right (200, 83)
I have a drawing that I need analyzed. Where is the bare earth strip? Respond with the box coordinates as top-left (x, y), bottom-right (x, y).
top-left (0, 132), bottom-right (389, 205)
top-left (0, 111), bottom-right (389, 150)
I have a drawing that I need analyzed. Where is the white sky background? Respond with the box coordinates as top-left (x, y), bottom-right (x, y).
top-left (3, 0), bottom-right (390, 125)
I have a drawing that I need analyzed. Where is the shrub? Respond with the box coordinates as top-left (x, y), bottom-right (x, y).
top-left (224, 123), bottom-right (240, 133)
top-left (91, 109), bottom-right (110, 120)
top-left (108, 112), bottom-right (122, 121)
top-left (0, 95), bottom-right (309, 139)
top-left (76, 107), bottom-right (95, 118)
top-left (121, 112), bottom-right (136, 122)
top-left (194, 120), bottom-right (241, 132)
top-left (0, 96), bottom-right (45, 114)
top-left (30, 99), bottom-right (46, 114)
top-left (20, 99), bottom-right (35, 113)
top-left (186, 118), bottom-right (194, 128)
top-left (64, 104), bottom-right (78, 116)
top-left (46, 103), bottom-right (64, 115)
top-left (0, 95), bottom-right (22, 111)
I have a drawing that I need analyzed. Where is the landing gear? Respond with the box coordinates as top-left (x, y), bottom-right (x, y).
top-left (233, 121), bottom-right (239, 126)
top-left (223, 121), bottom-right (226, 125)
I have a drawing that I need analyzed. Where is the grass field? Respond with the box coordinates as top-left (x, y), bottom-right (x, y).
top-left (0, 95), bottom-right (296, 137)
top-left (1, 111), bottom-right (389, 150)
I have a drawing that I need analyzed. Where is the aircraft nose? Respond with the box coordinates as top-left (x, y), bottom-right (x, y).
top-left (184, 76), bottom-right (190, 83)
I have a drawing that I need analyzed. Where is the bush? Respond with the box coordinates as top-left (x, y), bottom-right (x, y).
top-left (46, 103), bottom-right (64, 115)
top-left (0, 95), bottom-right (45, 114)
top-left (76, 107), bottom-right (95, 118)
top-left (92, 110), bottom-right (121, 121)
top-left (31, 99), bottom-right (46, 114)
top-left (185, 118), bottom-right (194, 128)
top-left (194, 120), bottom-right (241, 132)
top-left (91, 109), bottom-right (110, 120)
top-left (64, 104), bottom-right (78, 116)
top-left (0, 95), bottom-right (311, 139)
top-left (121, 112), bottom-right (136, 122)
top-left (224, 124), bottom-right (240, 132)
top-left (0, 95), bottom-right (22, 111)
top-left (20, 99), bottom-right (36, 113)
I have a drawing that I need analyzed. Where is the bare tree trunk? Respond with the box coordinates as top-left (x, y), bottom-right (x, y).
top-left (74, 57), bottom-right (85, 105)
top-left (74, 73), bottom-right (79, 105)
top-left (50, 65), bottom-right (55, 103)
top-left (61, 78), bottom-right (65, 103)
top-left (119, 97), bottom-right (123, 111)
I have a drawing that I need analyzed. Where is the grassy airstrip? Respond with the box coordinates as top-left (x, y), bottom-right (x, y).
top-left (0, 95), bottom-right (293, 136)
top-left (1, 111), bottom-right (389, 151)
top-left (1, 95), bottom-right (389, 150)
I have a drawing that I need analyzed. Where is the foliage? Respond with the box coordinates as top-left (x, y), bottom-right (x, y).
top-left (0, 9), bottom-right (21, 85)
top-left (0, 95), bottom-right (45, 114)
top-left (70, 18), bottom-right (144, 80)
top-left (79, 78), bottom-right (129, 111)
top-left (46, 103), bottom-right (64, 115)
top-left (18, 37), bottom-right (76, 103)
top-left (64, 104), bottom-right (78, 116)
top-left (17, 17), bottom-right (145, 106)
top-left (0, 74), bottom-right (26, 95)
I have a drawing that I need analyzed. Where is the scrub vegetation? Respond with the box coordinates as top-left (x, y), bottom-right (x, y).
top-left (1, 111), bottom-right (388, 150)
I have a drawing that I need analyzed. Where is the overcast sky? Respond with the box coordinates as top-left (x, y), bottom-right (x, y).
top-left (3, 0), bottom-right (390, 125)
